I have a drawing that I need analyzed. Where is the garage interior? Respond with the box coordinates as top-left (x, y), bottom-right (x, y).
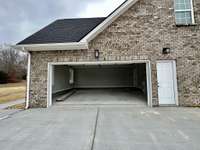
top-left (52, 63), bottom-right (148, 106)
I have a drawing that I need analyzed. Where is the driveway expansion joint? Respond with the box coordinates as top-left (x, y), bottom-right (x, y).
top-left (90, 107), bottom-right (100, 150)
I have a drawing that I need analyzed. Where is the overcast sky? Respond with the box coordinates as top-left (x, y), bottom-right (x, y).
top-left (0, 0), bottom-right (125, 44)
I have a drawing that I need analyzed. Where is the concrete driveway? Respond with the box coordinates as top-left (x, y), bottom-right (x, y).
top-left (0, 105), bottom-right (200, 150)
top-left (57, 89), bottom-right (146, 106)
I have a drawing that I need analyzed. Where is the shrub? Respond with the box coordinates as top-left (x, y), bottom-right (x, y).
top-left (0, 71), bottom-right (8, 84)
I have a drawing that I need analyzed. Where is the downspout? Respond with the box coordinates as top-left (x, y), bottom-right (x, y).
top-left (25, 50), bottom-right (31, 109)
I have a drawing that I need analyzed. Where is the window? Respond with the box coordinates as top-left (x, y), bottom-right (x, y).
top-left (174, 0), bottom-right (194, 25)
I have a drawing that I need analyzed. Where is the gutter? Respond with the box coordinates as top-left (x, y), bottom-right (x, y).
top-left (25, 51), bottom-right (31, 109)
top-left (16, 42), bottom-right (88, 51)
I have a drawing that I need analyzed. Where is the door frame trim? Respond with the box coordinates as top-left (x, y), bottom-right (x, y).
top-left (47, 60), bottom-right (153, 108)
top-left (156, 60), bottom-right (179, 106)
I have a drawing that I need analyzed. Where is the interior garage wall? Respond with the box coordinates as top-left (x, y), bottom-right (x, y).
top-left (52, 65), bottom-right (71, 94)
top-left (74, 66), bottom-right (134, 88)
top-left (52, 64), bottom-right (146, 93)
top-left (135, 64), bottom-right (147, 94)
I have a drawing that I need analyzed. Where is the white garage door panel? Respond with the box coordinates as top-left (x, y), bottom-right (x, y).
top-left (157, 61), bottom-right (177, 105)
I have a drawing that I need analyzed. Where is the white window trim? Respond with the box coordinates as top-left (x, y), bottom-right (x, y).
top-left (174, 0), bottom-right (195, 25)
top-left (190, 0), bottom-right (195, 24)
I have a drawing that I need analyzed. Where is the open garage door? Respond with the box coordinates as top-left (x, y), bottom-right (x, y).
top-left (47, 61), bottom-right (152, 107)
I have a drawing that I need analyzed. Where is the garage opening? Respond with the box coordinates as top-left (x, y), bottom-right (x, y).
top-left (48, 62), bottom-right (152, 107)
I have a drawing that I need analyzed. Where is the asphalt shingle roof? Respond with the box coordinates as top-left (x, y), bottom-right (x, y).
top-left (17, 17), bottom-right (106, 45)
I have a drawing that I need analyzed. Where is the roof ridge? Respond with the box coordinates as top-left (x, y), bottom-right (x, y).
top-left (56, 17), bottom-right (107, 21)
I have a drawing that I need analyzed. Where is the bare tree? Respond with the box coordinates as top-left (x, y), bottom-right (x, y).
top-left (0, 44), bottom-right (27, 81)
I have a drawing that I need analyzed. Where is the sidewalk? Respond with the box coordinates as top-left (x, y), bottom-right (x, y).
top-left (0, 99), bottom-right (25, 120)
top-left (0, 109), bottom-right (22, 120)
top-left (0, 99), bottom-right (25, 110)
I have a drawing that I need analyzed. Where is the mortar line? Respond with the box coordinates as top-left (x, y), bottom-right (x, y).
top-left (91, 107), bottom-right (100, 150)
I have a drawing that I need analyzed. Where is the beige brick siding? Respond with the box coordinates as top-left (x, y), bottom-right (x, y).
top-left (29, 0), bottom-right (200, 108)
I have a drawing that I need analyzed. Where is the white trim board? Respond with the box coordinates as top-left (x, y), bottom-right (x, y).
top-left (146, 62), bottom-right (153, 107)
top-left (191, 0), bottom-right (195, 24)
top-left (50, 60), bottom-right (149, 66)
top-left (47, 60), bottom-right (152, 108)
top-left (25, 52), bottom-right (31, 109)
top-left (47, 64), bottom-right (53, 107)
top-left (81, 0), bottom-right (138, 42)
top-left (16, 42), bottom-right (88, 51)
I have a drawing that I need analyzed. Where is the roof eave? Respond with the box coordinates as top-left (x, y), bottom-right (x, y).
top-left (16, 42), bottom-right (89, 51)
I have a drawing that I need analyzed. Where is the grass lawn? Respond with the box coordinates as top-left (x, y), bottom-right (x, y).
top-left (0, 81), bottom-right (26, 104)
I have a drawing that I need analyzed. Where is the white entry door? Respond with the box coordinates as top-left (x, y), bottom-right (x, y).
top-left (157, 61), bottom-right (178, 105)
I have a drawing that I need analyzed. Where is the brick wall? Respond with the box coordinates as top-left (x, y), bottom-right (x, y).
top-left (29, 0), bottom-right (200, 108)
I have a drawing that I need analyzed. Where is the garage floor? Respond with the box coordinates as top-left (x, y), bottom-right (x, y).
top-left (56, 88), bottom-right (147, 106)
top-left (0, 106), bottom-right (200, 150)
